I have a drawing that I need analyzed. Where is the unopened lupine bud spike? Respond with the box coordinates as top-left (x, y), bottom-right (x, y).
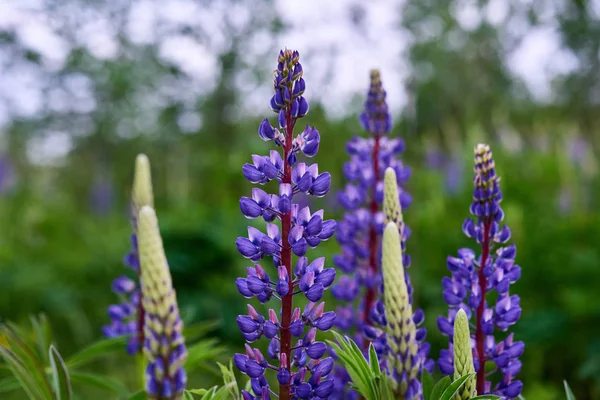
top-left (383, 167), bottom-right (403, 228)
top-left (382, 222), bottom-right (420, 398)
top-left (138, 206), bottom-right (187, 400)
top-left (132, 154), bottom-right (154, 211)
top-left (453, 309), bottom-right (476, 399)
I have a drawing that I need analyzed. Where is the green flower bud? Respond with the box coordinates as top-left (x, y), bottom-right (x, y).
top-left (453, 309), bottom-right (476, 399)
top-left (382, 222), bottom-right (419, 397)
top-left (138, 206), bottom-right (187, 398)
top-left (132, 154), bottom-right (154, 213)
top-left (383, 167), bottom-right (403, 229)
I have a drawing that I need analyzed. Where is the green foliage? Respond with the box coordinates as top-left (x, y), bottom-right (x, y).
top-left (564, 381), bottom-right (577, 400)
top-left (328, 331), bottom-right (394, 400)
top-left (0, 315), bottom-right (225, 399)
top-left (186, 360), bottom-right (241, 400)
top-left (330, 331), bottom-right (496, 400)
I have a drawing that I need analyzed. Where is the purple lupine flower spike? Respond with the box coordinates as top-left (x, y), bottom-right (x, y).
top-left (438, 144), bottom-right (523, 399)
top-left (235, 49), bottom-right (336, 400)
top-left (330, 71), bottom-right (431, 399)
top-left (103, 154), bottom-right (154, 354)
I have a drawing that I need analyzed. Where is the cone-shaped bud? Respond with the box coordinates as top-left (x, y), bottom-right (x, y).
top-left (453, 309), bottom-right (476, 399)
top-left (382, 222), bottom-right (420, 397)
top-left (132, 154), bottom-right (154, 213)
top-left (383, 167), bottom-right (403, 229)
top-left (138, 206), bottom-right (187, 400)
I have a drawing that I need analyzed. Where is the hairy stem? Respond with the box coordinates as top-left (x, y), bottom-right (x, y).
top-left (475, 219), bottom-right (492, 393)
top-left (279, 107), bottom-right (295, 400)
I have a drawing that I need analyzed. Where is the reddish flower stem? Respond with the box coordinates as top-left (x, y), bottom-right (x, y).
top-left (279, 107), bottom-right (295, 400)
top-left (363, 134), bottom-right (381, 347)
top-left (137, 291), bottom-right (145, 351)
top-left (475, 219), bottom-right (492, 393)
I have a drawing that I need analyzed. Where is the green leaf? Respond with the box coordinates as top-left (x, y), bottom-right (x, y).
top-left (183, 391), bottom-right (195, 400)
top-left (182, 321), bottom-right (220, 342)
top-left (30, 315), bottom-right (52, 366)
top-left (470, 396), bottom-right (502, 399)
top-left (0, 376), bottom-right (20, 393)
top-left (65, 336), bottom-right (128, 369)
top-left (127, 390), bottom-right (147, 400)
top-left (422, 369), bottom-right (434, 400)
top-left (368, 344), bottom-right (381, 376)
top-left (327, 331), bottom-right (379, 400)
top-left (564, 380), bottom-right (577, 400)
top-left (438, 373), bottom-right (475, 400)
top-left (0, 326), bottom-right (54, 399)
top-left (216, 361), bottom-right (240, 400)
top-left (0, 346), bottom-right (45, 400)
top-left (69, 372), bottom-right (130, 396)
top-left (184, 339), bottom-right (226, 374)
top-left (429, 376), bottom-right (451, 400)
top-left (48, 345), bottom-right (72, 400)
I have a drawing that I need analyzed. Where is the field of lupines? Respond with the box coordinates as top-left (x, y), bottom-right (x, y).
top-left (0, 48), bottom-right (594, 400)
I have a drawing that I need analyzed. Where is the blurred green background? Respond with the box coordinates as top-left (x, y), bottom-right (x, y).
top-left (1, 0), bottom-right (600, 399)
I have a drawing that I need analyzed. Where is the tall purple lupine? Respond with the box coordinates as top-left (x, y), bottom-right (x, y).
top-left (330, 70), bottom-right (431, 398)
top-left (234, 49), bottom-right (337, 400)
top-left (438, 144), bottom-right (523, 398)
top-left (103, 154), bottom-right (153, 354)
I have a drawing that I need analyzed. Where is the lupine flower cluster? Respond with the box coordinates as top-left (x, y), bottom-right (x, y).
top-left (234, 49), bottom-right (337, 400)
top-left (438, 144), bottom-right (523, 399)
top-left (138, 205), bottom-right (187, 399)
top-left (103, 154), bottom-right (154, 354)
top-left (331, 71), bottom-right (431, 398)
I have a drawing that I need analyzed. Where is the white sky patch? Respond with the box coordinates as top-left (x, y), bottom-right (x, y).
top-left (275, 0), bottom-right (409, 119)
top-left (26, 130), bottom-right (73, 165)
top-left (77, 17), bottom-right (119, 60)
top-left (507, 25), bottom-right (579, 101)
top-left (126, 0), bottom-right (158, 45)
top-left (485, 0), bottom-right (510, 26)
top-left (453, 0), bottom-right (482, 31)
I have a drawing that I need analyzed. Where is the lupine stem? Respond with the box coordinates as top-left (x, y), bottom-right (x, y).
top-left (363, 134), bottom-right (381, 346)
top-left (279, 107), bottom-right (295, 400)
top-left (475, 219), bottom-right (492, 393)
top-left (137, 281), bottom-right (145, 349)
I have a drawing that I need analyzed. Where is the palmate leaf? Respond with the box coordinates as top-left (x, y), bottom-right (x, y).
top-left (216, 361), bottom-right (240, 400)
top-left (48, 345), bottom-right (73, 400)
top-left (0, 345), bottom-right (46, 400)
top-left (327, 331), bottom-right (394, 400)
top-left (564, 380), bottom-right (577, 400)
top-left (0, 324), bottom-right (54, 399)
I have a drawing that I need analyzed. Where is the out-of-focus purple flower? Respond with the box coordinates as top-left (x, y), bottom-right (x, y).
top-left (235, 49), bottom-right (336, 400)
top-left (438, 144), bottom-right (523, 399)
top-left (330, 70), bottom-right (431, 398)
